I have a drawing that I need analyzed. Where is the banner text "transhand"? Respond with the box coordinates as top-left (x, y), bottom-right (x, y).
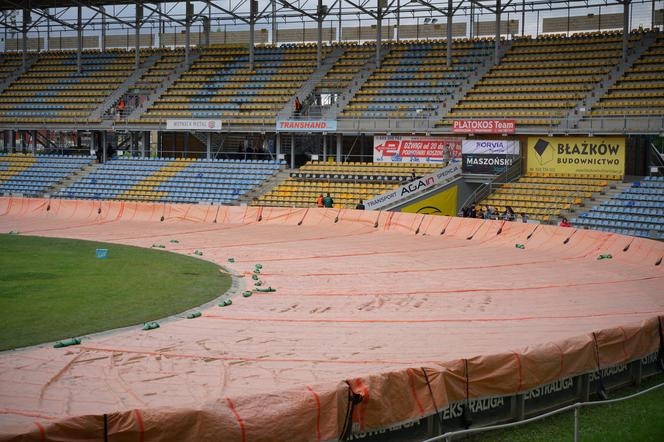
top-left (452, 119), bottom-right (516, 134)
top-left (276, 120), bottom-right (337, 132)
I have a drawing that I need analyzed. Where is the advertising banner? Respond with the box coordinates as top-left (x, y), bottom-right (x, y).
top-left (526, 136), bottom-right (625, 176)
top-left (452, 119), bottom-right (516, 134)
top-left (364, 162), bottom-right (461, 210)
top-left (462, 139), bottom-right (520, 174)
top-left (276, 120), bottom-right (337, 132)
top-left (400, 186), bottom-right (457, 216)
top-left (373, 135), bottom-right (462, 164)
top-left (165, 119), bottom-right (222, 131)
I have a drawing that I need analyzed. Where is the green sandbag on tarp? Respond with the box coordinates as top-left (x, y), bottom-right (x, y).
top-left (254, 287), bottom-right (276, 293)
top-left (54, 338), bottom-right (81, 348)
top-left (219, 299), bottom-right (233, 307)
top-left (142, 322), bottom-right (160, 331)
top-left (597, 254), bottom-right (613, 260)
top-left (186, 311), bottom-right (202, 319)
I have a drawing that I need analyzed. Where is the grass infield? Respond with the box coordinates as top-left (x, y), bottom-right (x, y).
top-left (0, 234), bottom-right (231, 351)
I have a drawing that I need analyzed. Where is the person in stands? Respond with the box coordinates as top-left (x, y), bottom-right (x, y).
top-left (469, 204), bottom-right (477, 218)
top-left (559, 217), bottom-right (572, 227)
top-left (355, 199), bottom-right (365, 210)
top-left (117, 98), bottom-right (125, 116)
top-left (503, 206), bottom-right (515, 221)
top-left (323, 193), bottom-right (334, 208)
top-left (521, 212), bottom-right (529, 223)
top-left (316, 193), bottom-right (324, 208)
top-left (410, 169), bottom-right (417, 181)
top-left (294, 97), bottom-right (302, 116)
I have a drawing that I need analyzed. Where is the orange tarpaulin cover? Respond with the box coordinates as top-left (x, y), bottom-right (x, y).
top-left (0, 197), bottom-right (662, 441)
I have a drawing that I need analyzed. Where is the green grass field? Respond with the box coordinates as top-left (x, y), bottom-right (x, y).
top-left (469, 372), bottom-right (664, 442)
top-left (0, 234), bottom-right (231, 350)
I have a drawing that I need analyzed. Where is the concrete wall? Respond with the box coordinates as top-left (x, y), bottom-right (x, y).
top-left (399, 23), bottom-right (467, 39)
top-left (46, 35), bottom-right (98, 50)
top-left (543, 13), bottom-right (624, 33)
top-left (474, 20), bottom-right (520, 36)
top-left (5, 37), bottom-right (44, 51)
top-left (105, 34), bottom-right (153, 48)
top-left (276, 27), bottom-right (336, 43)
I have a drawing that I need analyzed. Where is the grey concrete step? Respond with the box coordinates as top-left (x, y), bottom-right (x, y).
top-left (90, 54), bottom-right (161, 120)
top-left (236, 167), bottom-right (290, 205)
top-left (0, 55), bottom-right (39, 94)
top-left (437, 40), bottom-right (512, 119)
top-left (45, 162), bottom-right (100, 198)
top-left (277, 46), bottom-right (346, 120)
top-left (126, 52), bottom-right (198, 121)
top-left (561, 32), bottom-right (658, 130)
top-left (323, 48), bottom-right (390, 121)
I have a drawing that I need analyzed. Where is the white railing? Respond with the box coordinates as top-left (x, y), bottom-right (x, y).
top-left (422, 381), bottom-right (664, 442)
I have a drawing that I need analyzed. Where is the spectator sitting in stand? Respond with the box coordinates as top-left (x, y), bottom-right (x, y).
top-left (355, 199), bottom-right (365, 210)
top-left (462, 203), bottom-right (476, 218)
top-left (521, 213), bottom-right (529, 223)
top-left (503, 206), bottom-right (515, 221)
top-left (559, 217), bottom-right (572, 227)
top-left (316, 193), bottom-right (324, 208)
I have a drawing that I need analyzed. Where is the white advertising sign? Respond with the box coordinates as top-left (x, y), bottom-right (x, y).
top-left (462, 140), bottom-right (520, 155)
top-left (165, 119), bottom-right (222, 131)
top-left (364, 162), bottom-right (462, 210)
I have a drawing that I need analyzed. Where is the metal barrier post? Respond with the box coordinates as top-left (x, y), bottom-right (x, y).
top-left (573, 405), bottom-right (579, 442)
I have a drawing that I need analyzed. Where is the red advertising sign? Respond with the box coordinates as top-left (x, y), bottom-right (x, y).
top-left (276, 120), bottom-right (337, 131)
top-left (373, 135), bottom-right (462, 164)
top-left (452, 120), bottom-right (516, 134)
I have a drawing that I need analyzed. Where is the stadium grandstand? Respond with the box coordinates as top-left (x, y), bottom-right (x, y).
top-left (0, 0), bottom-right (663, 441)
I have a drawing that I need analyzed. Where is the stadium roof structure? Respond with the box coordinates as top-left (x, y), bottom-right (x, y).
top-left (0, 0), bottom-right (640, 73)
